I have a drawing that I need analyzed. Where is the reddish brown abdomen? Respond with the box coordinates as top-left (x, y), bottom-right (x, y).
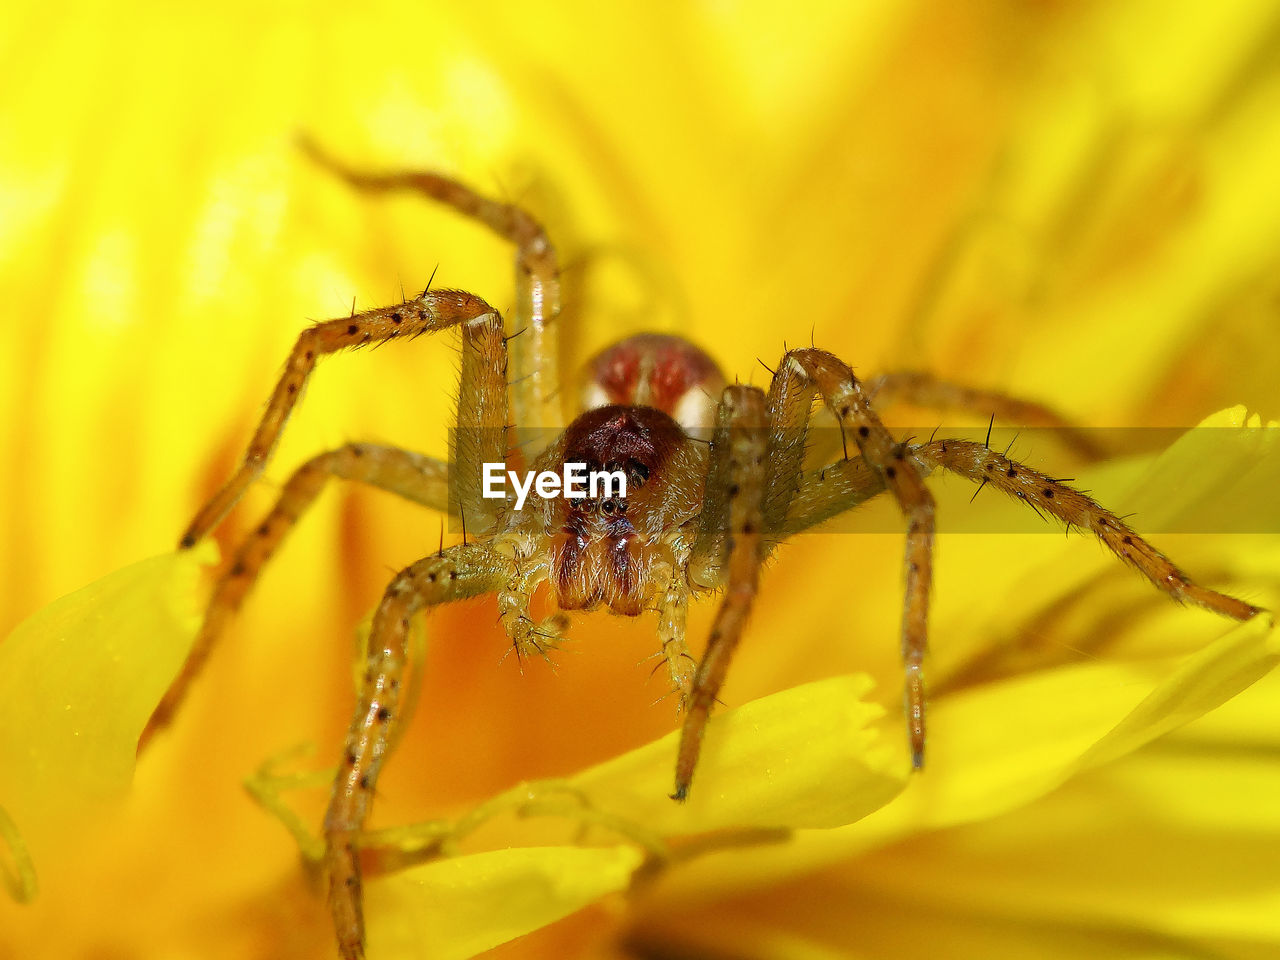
top-left (581, 334), bottom-right (725, 432)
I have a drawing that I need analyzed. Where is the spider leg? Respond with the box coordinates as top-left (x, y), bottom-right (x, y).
top-left (299, 137), bottom-right (565, 453)
top-left (915, 439), bottom-right (1262, 620)
top-left (769, 456), bottom-right (890, 540)
top-left (772, 434), bottom-right (1262, 619)
top-left (142, 445), bottom-right (450, 746)
top-left (865, 370), bottom-right (1105, 459)
top-left (324, 542), bottom-right (512, 960)
top-left (768, 349), bottom-right (936, 769)
top-left (180, 289), bottom-right (506, 545)
top-left (451, 305), bottom-right (511, 533)
top-left (759, 342), bottom-right (822, 533)
top-left (676, 386), bottom-right (767, 799)
top-left (656, 558), bottom-right (695, 709)
top-left (496, 557), bottom-right (565, 665)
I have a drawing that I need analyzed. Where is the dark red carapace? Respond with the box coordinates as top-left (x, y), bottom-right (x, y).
top-left (546, 404), bottom-right (695, 615)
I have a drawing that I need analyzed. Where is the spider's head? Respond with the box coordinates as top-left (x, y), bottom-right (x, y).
top-left (545, 404), bottom-right (706, 616)
top-left (581, 334), bottom-right (725, 433)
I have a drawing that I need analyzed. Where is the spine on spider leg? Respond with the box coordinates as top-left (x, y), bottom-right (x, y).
top-left (918, 440), bottom-right (1262, 621)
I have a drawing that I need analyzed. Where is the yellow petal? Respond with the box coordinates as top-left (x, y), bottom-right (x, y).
top-left (361, 675), bottom-right (906, 955)
top-left (572, 674), bottom-right (906, 834)
top-left (732, 673), bottom-right (1280, 959)
top-left (1119, 405), bottom-right (1280, 535)
top-left (644, 613), bottom-right (1275, 905)
top-left (367, 845), bottom-right (643, 960)
top-left (0, 543), bottom-right (214, 888)
top-left (1080, 610), bottom-right (1278, 769)
top-left (909, 611), bottom-right (1276, 833)
top-left (877, 715), bottom-right (1280, 945)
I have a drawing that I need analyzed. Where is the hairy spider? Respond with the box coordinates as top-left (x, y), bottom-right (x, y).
top-left (142, 141), bottom-right (1262, 960)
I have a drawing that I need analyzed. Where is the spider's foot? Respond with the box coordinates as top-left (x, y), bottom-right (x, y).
top-left (648, 684), bottom-right (692, 716)
top-left (665, 652), bottom-right (697, 715)
top-left (504, 613), bottom-right (572, 669)
top-left (673, 687), bottom-right (692, 717)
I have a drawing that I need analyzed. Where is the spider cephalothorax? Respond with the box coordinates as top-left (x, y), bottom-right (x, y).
top-left (532, 403), bottom-right (705, 615)
top-left (142, 142), bottom-right (1261, 960)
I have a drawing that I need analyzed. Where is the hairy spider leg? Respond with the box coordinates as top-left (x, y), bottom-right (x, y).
top-left (451, 311), bottom-right (512, 532)
top-left (324, 543), bottom-right (513, 960)
top-left (772, 455), bottom-right (890, 539)
top-left (142, 446), bottom-right (449, 746)
top-left (655, 556), bottom-right (696, 708)
top-left (768, 437), bottom-right (1262, 620)
top-left (155, 300), bottom-right (507, 747)
top-left (770, 349), bottom-right (936, 769)
top-left (299, 136), bottom-right (565, 455)
top-left (496, 558), bottom-right (570, 666)
top-left (758, 398), bottom-right (1260, 767)
top-left (179, 289), bottom-right (504, 546)
top-left (675, 386), bottom-right (767, 799)
top-left (771, 362), bottom-right (1115, 539)
top-left (919, 440), bottom-right (1262, 620)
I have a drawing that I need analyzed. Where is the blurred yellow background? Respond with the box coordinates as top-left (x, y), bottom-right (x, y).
top-left (2, 2), bottom-right (1279, 958)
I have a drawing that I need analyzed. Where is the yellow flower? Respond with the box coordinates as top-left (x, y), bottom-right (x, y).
top-left (3, 2), bottom-right (1279, 959)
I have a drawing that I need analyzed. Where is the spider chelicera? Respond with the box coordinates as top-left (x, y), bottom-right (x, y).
top-left (141, 141), bottom-right (1261, 960)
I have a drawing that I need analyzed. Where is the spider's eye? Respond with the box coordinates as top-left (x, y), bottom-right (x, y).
top-left (602, 500), bottom-right (616, 515)
top-left (626, 460), bottom-right (649, 485)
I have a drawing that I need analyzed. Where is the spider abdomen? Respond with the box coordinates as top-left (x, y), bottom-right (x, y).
top-left (581, 334), bottom-right (725, 432)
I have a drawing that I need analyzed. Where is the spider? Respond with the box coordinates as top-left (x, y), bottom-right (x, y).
top-left (142, 140), bottom-right (1262, 960)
